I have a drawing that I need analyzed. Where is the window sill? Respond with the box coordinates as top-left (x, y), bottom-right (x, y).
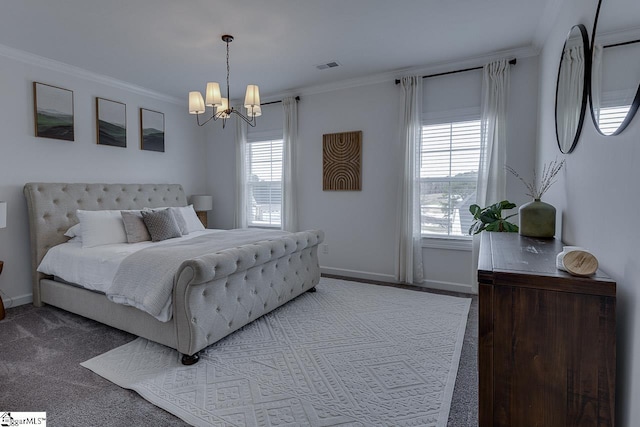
top-left (421, 236), bottom-right (472, 251)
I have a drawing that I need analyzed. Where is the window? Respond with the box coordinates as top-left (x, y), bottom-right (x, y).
top-left (245, 139), bottom-right (283, 227)
top-left (597, 105), bottom-right (632, 134)
top-left (420, 119), bottom-right (481, 238)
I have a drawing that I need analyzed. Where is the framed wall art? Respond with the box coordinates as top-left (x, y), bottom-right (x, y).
top-left (33, 82), bottom-right (74, 141)
top-left (96, 97), bottom-right (126, 147)
top-left (140, 108), bottom-right (165, 152)
top-left (322, 130), bottom-right (362, 191)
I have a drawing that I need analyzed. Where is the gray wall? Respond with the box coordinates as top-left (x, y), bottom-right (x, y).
top-left (206, 55), bottom-right (539, 292)
top-left (0, 49), bottom-right (207, 306)
top-left (536, 0), bottom-right (640, 424)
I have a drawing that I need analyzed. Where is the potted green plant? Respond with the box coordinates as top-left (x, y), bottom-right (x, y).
top-left (468, 200), bottom-right (519, 235)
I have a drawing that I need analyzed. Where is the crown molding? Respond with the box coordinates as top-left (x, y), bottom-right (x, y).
top-left (597, 25), bottom-right (640, 45)
top-left (267, 45), bottom-right (540, 100)
top-left (0, 43), bottom-right (182, 105)
top-left (0, 41), bottom-right (540, 108)
top-left (392, 45), bottom-right (540, 81)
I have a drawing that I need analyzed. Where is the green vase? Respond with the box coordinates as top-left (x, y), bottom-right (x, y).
top-left (519, 199), bottom-right (556, 238)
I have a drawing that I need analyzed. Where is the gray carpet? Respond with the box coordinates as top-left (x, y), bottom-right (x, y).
top-left (0, 280), bottom-right (478, 427)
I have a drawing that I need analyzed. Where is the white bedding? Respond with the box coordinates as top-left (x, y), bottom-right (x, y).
top-left (37, 229), bottom-right (222, 293)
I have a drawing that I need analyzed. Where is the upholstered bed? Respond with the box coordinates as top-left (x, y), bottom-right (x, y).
top-left (24, 183), bottom-right (323, 364)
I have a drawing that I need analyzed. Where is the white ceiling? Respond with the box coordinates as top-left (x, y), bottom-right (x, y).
top-left (0, 0), bottom-right (558, 101)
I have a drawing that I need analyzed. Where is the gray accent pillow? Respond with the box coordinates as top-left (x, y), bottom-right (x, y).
top-left (121, 211), bottom-right (151, 243)
top-left (143, 207), bottom-right (189, 235)
top-left (141, 209), bottom-right (182, 242)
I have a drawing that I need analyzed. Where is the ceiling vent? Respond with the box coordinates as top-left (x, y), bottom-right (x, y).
top-left (316, 61), bottom-right (341, 70)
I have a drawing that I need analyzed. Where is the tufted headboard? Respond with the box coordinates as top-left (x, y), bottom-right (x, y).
top-left (23, 183), bottom-right (188, 306)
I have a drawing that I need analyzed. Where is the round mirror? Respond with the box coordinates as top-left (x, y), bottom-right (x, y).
top-left (590, 0), bottom-right (640, 136)
top-left (555, 24), bottom-right (590, 153)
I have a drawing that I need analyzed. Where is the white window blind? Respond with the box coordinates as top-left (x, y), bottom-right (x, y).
top-left (245, 139), bottom-right (283, 227)
top-left (420, 119), bottom-right (481, 238)
top-left (597, 105), bottom-right (632, 134)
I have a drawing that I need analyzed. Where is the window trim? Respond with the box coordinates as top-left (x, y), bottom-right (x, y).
top-left (245, 138), bottom-right (284, 228)
top-left (246, 129), bottom-right (283, 143)
top-left (419, 113), bottom-right (481, 241)
top-left (422, 236), bottom-right (472, 251)
top-left (422, 106), bottom-right (480, 126)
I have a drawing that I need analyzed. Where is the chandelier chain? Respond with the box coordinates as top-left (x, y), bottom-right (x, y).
top-left (226, 39), bottom-right (230, 111)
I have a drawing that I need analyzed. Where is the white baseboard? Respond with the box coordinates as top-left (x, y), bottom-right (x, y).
top-left (417, 280), bottom-right (475, 295)
top-left (3, 293), bottom-right (33, 308)
top-left (320, 267), bottom-right (475, 295)
top-left (320, 267), bottom-right (397, 284)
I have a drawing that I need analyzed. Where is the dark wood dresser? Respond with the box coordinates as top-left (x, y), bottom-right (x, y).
top-left (478, 232), bottom-right (616, 427)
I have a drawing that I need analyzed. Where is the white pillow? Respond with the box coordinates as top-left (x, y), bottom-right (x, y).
top-left (175, 205), bottom-right (205, 232)
top-left (64, 223), bottom-right (82, 239)
top-left (77, 210), bottom-right (128, 248)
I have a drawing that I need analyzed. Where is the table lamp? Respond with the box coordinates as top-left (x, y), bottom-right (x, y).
top-left (190, 195), bottom-right (213, 228)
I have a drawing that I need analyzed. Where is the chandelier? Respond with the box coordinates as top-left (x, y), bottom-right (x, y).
top-left (188, 35), bottom-right (261, 128)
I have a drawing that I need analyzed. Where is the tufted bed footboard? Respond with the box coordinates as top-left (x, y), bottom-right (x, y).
top-left (24, 183), bottom-right (323, 364)
top-left (174, 231), bottom-right (322, 361)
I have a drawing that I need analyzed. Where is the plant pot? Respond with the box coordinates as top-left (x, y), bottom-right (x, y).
top-left (519, 199), bottom-right (556, 238)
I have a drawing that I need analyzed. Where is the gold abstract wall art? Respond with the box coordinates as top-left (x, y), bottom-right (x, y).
top-left (322, 131), bottom-right (362, 191)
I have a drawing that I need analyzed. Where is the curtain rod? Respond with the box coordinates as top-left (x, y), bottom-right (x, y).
top-left (261, 96), bottom-right (300, 106)
top-left (603, 39), bottom-right (640, 49)
top-left (394, 58), bottom-right (517, 85)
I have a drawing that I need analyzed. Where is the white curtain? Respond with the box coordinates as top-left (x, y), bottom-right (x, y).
top-left (556, 45), bottom-right (585, 149)
top-left (234, 112), bottom-right (248, 229)
top-left (477, 59), bottom-right (510, 207)
top-left (591, 44), bottom-right (603, 124)
top-left (472, 59), bottom-right (510, 292)
top-left (282, 97), bottom-right (298, 232)
top-left (397, 76), bottom-right (424, 285)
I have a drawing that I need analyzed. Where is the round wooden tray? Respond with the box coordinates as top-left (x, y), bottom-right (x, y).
top-left (563, 250), bottom-right (598, 277)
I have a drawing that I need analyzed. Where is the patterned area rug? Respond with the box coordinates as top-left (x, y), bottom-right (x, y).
top-left (81, 278), bottom-right (471, 426)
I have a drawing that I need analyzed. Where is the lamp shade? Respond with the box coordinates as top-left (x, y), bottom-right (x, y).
top-left (205, 82), bottom-right (222, 107)
top-left (190, 195), bottom-right (213, 212)
top-left (0, 201), bottom-right (6, 229)
top-left (244, 84), bottom-right (260, 108)
top-left (189, 91), bottom-right (205, 114)
top-left (216, 98), bottom-right (230, 118)
top-left (248, 105), bottom-right (262, 117)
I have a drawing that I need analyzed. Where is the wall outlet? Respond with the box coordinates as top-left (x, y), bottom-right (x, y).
top-left (321, 244), bottom-right (329, 254)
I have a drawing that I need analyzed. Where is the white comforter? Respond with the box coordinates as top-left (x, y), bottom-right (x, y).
top-left (37, 230), bottom-right (220, 293)
top-left (37, 228), bottom-right (293, 322)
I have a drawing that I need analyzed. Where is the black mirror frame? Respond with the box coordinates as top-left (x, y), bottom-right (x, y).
top-left (555, 24), bottom-right (591, 154)
top-left (589, 0), bottom-right (640, 136)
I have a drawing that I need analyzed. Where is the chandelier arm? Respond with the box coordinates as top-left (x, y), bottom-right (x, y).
top-left (214, 109), bottom-right (228, 121)
top-left (195, 112), bottom-right (216, 127)
top-left (230, 109), bottom-right (257, 127)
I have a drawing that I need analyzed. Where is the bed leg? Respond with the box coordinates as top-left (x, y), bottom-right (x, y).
top-left (181, 353), bottom-right (200, 365)
top-left (307, 287), bottom-right (317, 293)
